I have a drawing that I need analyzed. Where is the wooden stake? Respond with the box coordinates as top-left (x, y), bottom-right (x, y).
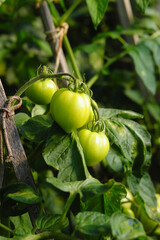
top-left (0, 80), bottom-right (40, 225)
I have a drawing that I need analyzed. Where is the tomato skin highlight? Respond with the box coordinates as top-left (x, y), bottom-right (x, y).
top-left (26, 79), bottom-right (57, 105)
top-left (50, 88), bottom-right (91, 133)
top-left (78, 129), bottom-right (110, 166)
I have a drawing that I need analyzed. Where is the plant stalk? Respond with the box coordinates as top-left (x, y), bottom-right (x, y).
top-left (48, 1), bottom-right (82, 80)
top-left (0, 222), bottom-right (14, 234)
top-left (87, 50), bottom-right (128, 88)
top-left (59, 0), bottom-right (82, 24)
top-left (15, 73), bottom-right (77, 97)
top-left (62, 192), bottom-right (77, 220)
top-left (23, 232), bottom-right (82, 240)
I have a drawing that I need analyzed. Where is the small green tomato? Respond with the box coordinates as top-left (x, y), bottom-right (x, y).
top-left (78, 129), bottom-right (110, 166)
top-left (26, 78), bottom-right (57, 105)
top-left (50, 88), bottom-right (91, 133)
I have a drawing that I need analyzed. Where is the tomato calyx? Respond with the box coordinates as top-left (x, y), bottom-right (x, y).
top-left (37, 65), bottom-right (53, 75)
top-left (87, 119), bottom-right (105, 133)
top-left (67, 78), bottom-right (92, 97)
top-left (85, 97), bottom-right (105, 133)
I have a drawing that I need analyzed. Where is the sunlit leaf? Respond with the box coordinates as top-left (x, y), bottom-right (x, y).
top-left (86, 0), bottom-right (109, 29)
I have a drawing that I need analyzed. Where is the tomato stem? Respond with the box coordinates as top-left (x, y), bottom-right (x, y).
top-left (15, 72), bottom-right (77, 97)
top-left (0, 222), bottom-right (14, 234)
top-left (91, 98), bottom-right (100, 121)
top-left (62, 192), bottom-right (77, 220)
top-left (23, 231), bottom-right (82, 240)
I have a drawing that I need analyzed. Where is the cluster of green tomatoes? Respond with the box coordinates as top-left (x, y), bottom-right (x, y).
top-left (25, 73), bottom-right (110, 167)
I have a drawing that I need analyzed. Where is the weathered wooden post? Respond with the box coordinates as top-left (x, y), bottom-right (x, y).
top-left (0, 80), bottom-right (40, 225)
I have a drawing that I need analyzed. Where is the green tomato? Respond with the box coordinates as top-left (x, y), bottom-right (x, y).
top-left (78, 129), bottom-right (110, 166)
top-left (122, 205), bottom-right (135, 218)
top-left (156, 194), bottom-right (160, 213)
top-left (121, 188), bottom-right (135, 218)
top-left (121, 188), bottom-right (134, 209)
top-left (26, 79), bottom-right (57, 105)
top-left (50, 88), bottom-right (91, 133)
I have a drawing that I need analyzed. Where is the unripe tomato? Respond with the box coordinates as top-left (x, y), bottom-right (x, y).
top-left (26, 79), bottom-right (57, 105)
top-left (50, 88), bottom-right (91, 133)
top-left (156, 194), bottom-right (160, 213)
top-left (121, 188), bottom-right (134, 209)
top-left (78, 129), bottom-right (110, 166)
top-left (121, 188), bottom-right (135, 217)
top-left (122, 206), bottom-right (135, 218)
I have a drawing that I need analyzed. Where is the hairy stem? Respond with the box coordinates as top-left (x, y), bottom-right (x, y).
top-left (62, 192), bottom-right (77, 220)
top-left (15, 73), bottom-right (77, 97)
top-left (63, 36), bottom-right (82, 79)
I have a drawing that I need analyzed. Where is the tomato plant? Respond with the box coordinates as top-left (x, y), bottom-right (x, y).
top-left (50, 88), bottom-right (91, 133)
top-left (78, 128), bottom-right (110, 166)
top-left (1, 0), bottom-right (160, 240)
top-left (26, 78), bottom-right (57, 105)
top-left (131, 193), bottom-right (160, 234)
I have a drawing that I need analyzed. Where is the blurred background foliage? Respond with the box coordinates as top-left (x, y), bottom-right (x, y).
top-left (0, 0), bottom-right (160, 187)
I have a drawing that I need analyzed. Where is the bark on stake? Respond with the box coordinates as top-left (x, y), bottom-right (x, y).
top-left (39, 1), bottom-right (69, 87)
top-left (0, 80), bottom-right (40, 226)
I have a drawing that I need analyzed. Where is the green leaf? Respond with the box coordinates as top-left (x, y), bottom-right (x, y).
top-left (0, 183), bottom-right (41, 217)
top-left (128, 173), bottom-right (160, 231)
top-left (147, 101), bottom-right (160, 121)
top-left (10, 213), bottom-right (32, 236)
top-left (47, 177), bottom-right (84, 193)
top-left (0, 237), bottom-right (10, 240)
top-left (0, 0), bottom-right (7, 7)
top-left (104, 118), bottom-right (137, 164)
top-left (144, 37), bottom-right (160, 68)
top-left (75, 42), bottom-right (104, 54)
top-left (104, 146), bottom-right (124, 174)
top-left (101, 110), bottom-right (151, 175)
top-left (46, 177), bottom-right (107, 213)
top-left (17, 115), bottom-right (53, 142)
top-left (129, 174), bottom-right (160, 234)
top-left (135, 0), bottom-right (150, 13)
top-left (46, 177), bottom-right (99, 194)
top-left (104, 182), bottom-right (126, 216)
top-left (127, 174), bottom-right (140, 196)
top-left (14, 113), bottom-right (30, 128)
top-left (111, 212), bottom-right (146, 239)
top-left (86, 0), bottom-right (109, 29)
top-left (32, 37), bottom-right (52, 56)
top-left (46, 177), bottom-right (126, 215)
top-left (75, 211), bottom-right (110, 236)
top-left (31, 104), bottom-right (48, 117)
top-left (99, 108), bottom-right (143, 119)
top-left (81, 179), bottom-right (125, 214)
top-left (124, 89), bottom-right (144, 105)
top-left (128, 43), bottom-right (156, 94)
top-left (138, 173), bottom-right (159, 221)
top-left (39, 181), bottom-right (65, 215)
top-left (43, 126), bottom-right (85, 181)
top-left (119, 118), bottom-right (151, 174)
top-left (36, 214), bottom-right (68, 232)
top-left (2, 182), bottom-right (41, 204)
